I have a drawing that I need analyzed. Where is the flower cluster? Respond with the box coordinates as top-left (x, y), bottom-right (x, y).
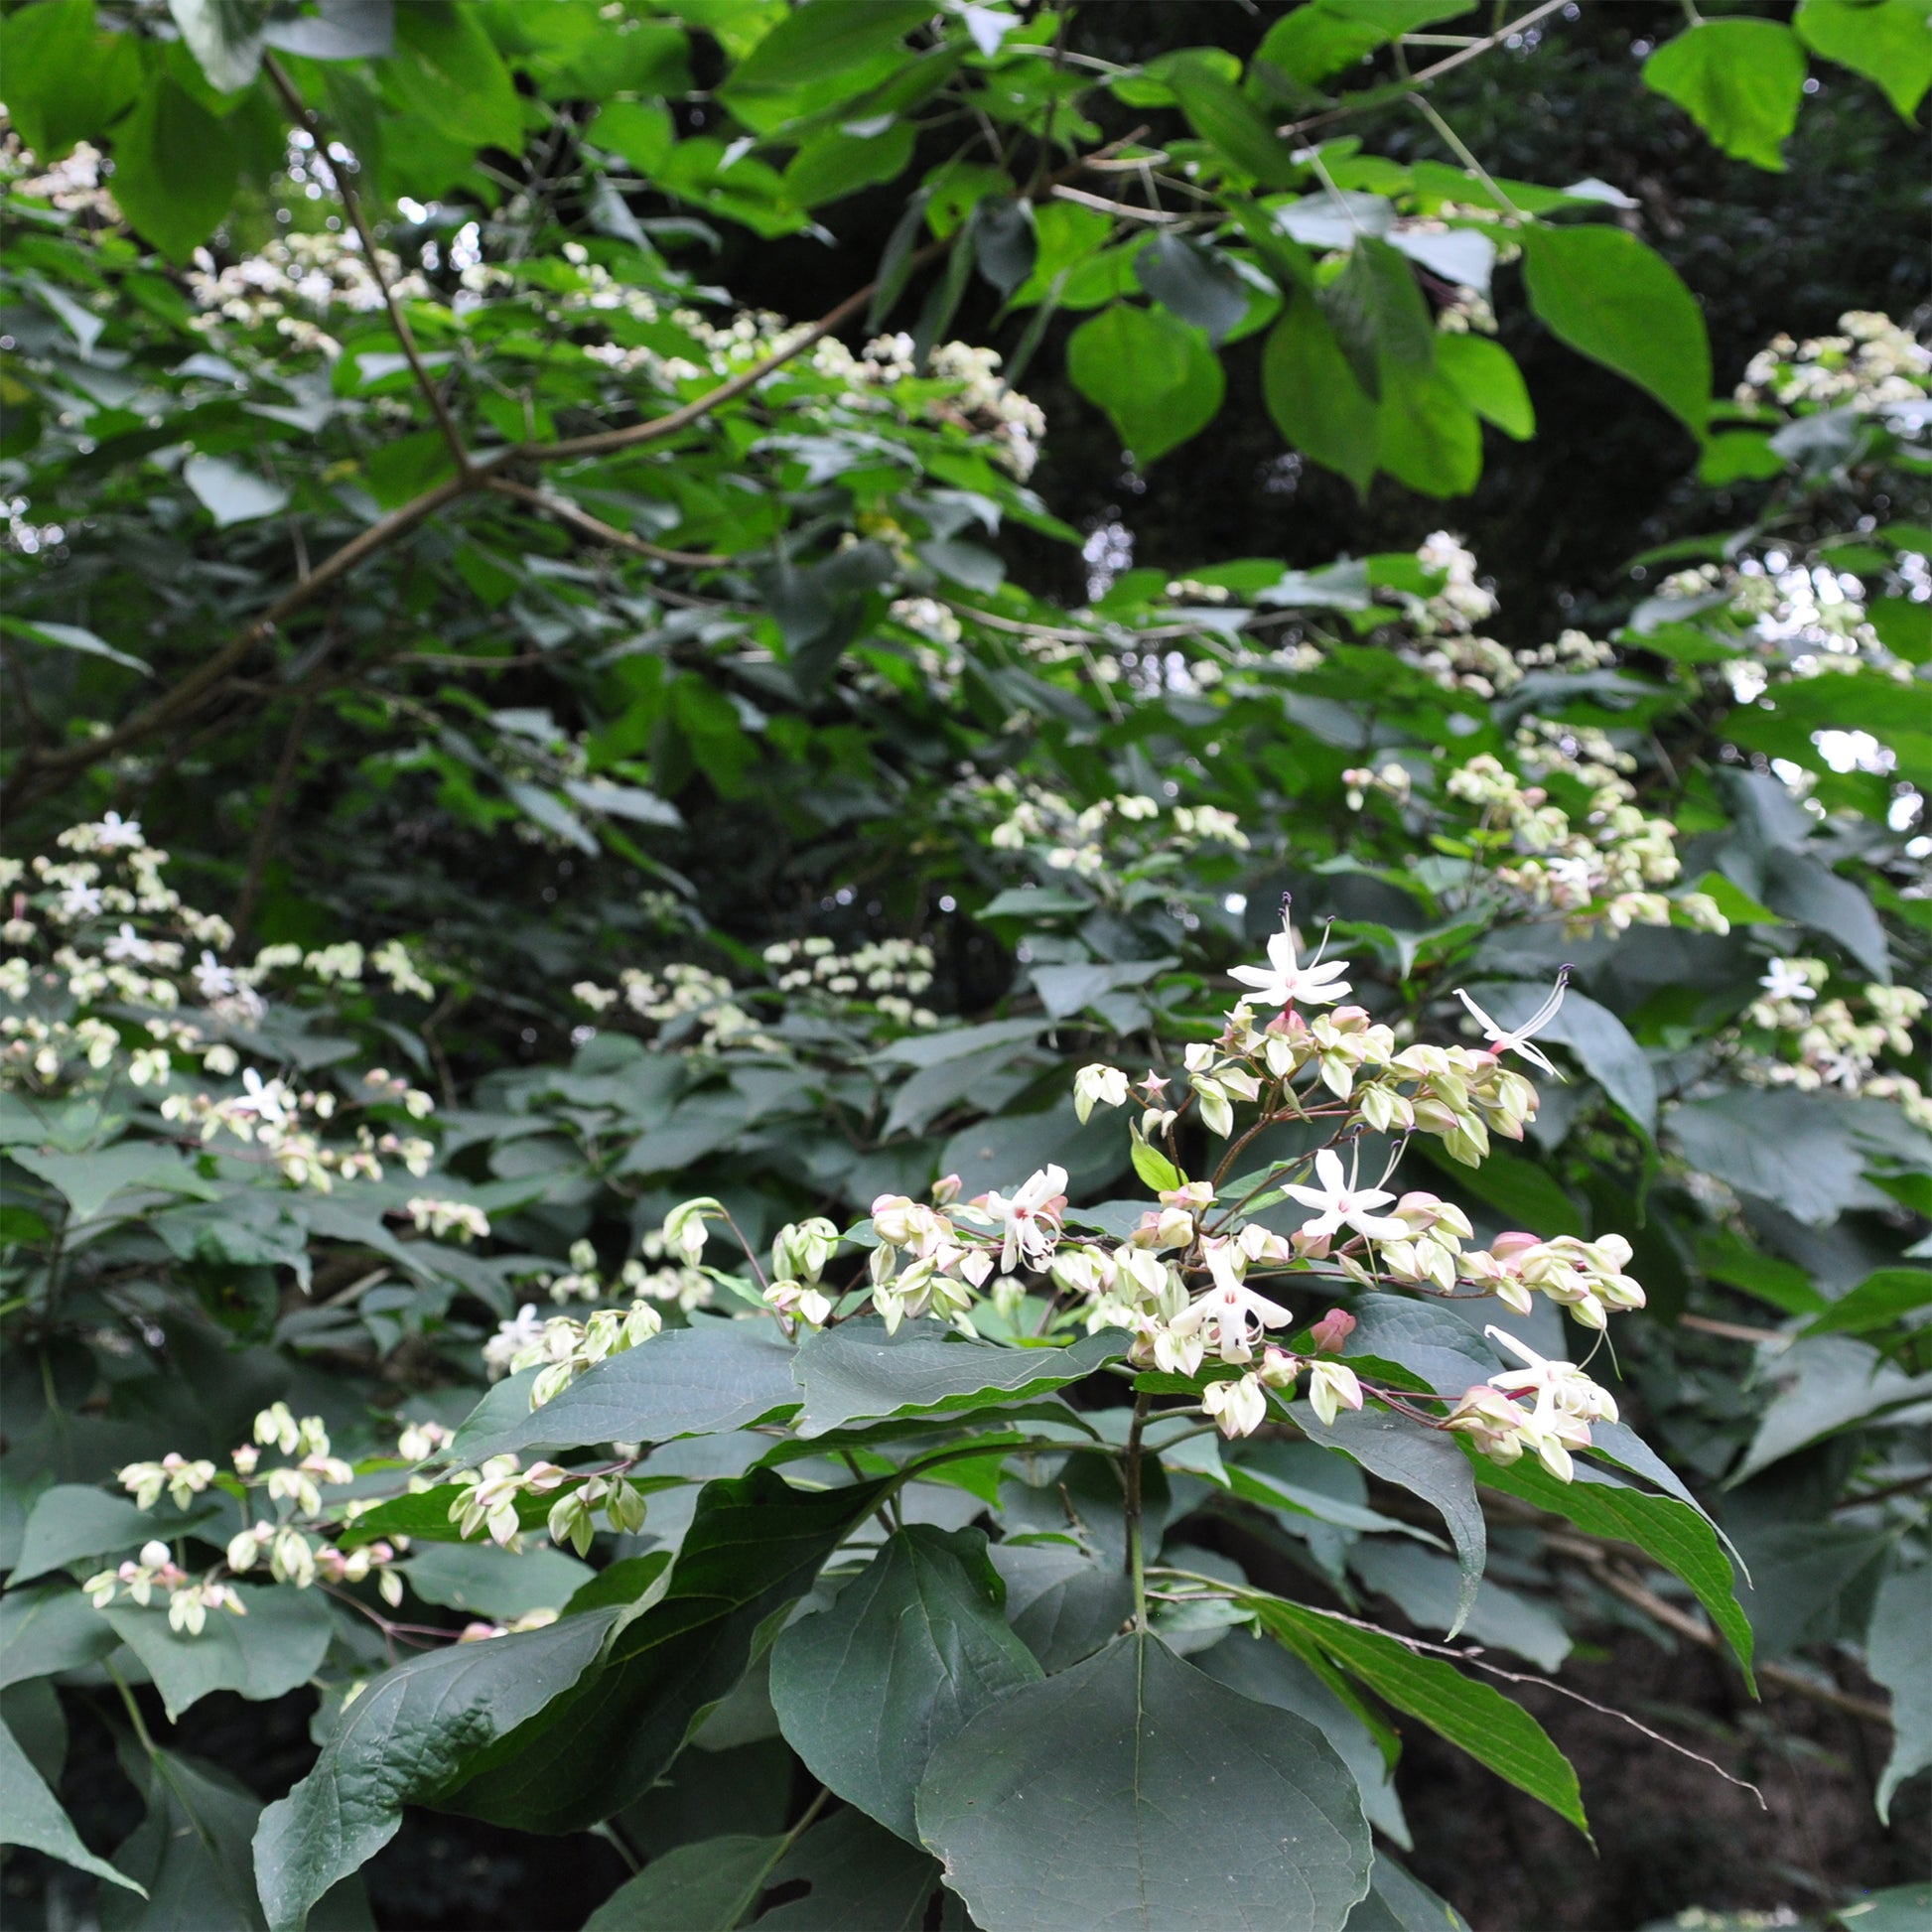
top-left (87, 1406), bottom-right (411, 1633)
top-left (762, 936), bottom-right (938, 1030)
top-left (1447, 1327), bottom-right (1619, 1480)
top-left (572, 962), bottom-right (779, 1053)
top-left (1735, 311), bottom-right (1931, 416)
top-left (979, 776), bottom-right (1247, 887)
top-left (1355, 751), bottom-right (1729, 936)
top-left (2, 824), bottom-right (440, 1190)
top-left (1739, 961), bottom-right (1932, 1127)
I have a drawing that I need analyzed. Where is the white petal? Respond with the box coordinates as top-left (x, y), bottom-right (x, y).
top-left (1312, 1148), bottom-right (1347, 1194)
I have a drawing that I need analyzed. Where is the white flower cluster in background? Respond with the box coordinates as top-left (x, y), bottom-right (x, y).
top-left (979, 776), bottom-right (1247, 886)
top-left (1345, 754), bottom-right (1727, 936)
top-left (1735, 311), bottom-right (1931, 416)
top-left (1, 823), bottom-right (440, 1189)
top-left (1741, 958), bottom-right (1931, 1128)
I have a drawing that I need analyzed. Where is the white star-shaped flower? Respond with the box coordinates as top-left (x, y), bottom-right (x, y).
top-left (1484, 1324), bottom-right (1617, 1425)
top-left (103, 922), bottom-right (155, 963)
top-left (194, 950), bottom-right (237, 1001)
top-left (1282, 1147), bottom-right (1408, 1243)
top-left (1757, 958), bottom-right (1815, 1005)
top-left (1228, 914), bottom-right (1351, 1010)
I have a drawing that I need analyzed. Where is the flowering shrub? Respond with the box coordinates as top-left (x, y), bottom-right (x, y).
top-left (0, 6), bottom-right (1927, 1929)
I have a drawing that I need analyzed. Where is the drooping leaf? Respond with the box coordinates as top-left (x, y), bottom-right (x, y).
top-left (1667, 1089), bottom-right (1870, 1227)
top-left (1, 1584), bottom-right (121, 1687)
top-left (105, 78), bottom-right (240, 265)
top-left (583, 1833), bottom-right (783, 1932)
top-left (1797, 0), bottom-right (1932, 120)
top-left (253, 1608), bottom-right (621, 1932)
top-left (1348, 1541), bottom-right (1571, 1673)
top-left (717, 0), bottom-right (931, 134)
top-left (756, 1806), bottom-right (939, 1930)
top-left (398, 1543), bottom-right (595, 1621)
top-left (12, 1484), bottom-right (215, 1586)
top-left (439, 1470), bottom-right (888, 1834)
top-left (1868, 1566), bottom-right (1932, 1824)
top-left (1644, 19), bottom-right (1809, 171)
top-left (916, 1631), bottom-right (1372, 1932)
top-left (1, 1714), bottom-right (145, 1893)
top-left (770, 1526), bottom-right (1040, 1841)
top-left (384, 0), bottom-right (524, 153)
top-left (1134, 233), bottom-right (1249, 345)
top-left (1802, 1267), bottom-right (1932, 1337)
top-left (1519, 223), bottom-right (1709, 440)
top-left (1731, 1336), bottom-right (1932, 1483)
top-left (986, 1539), bottom-right (1135, 1672)
top-left (790, 1318), bottom-right (1125, 1439)
top-left (1263, 293), bottom-right (1380, 495)
top-left (1468, 1448), bottom-right (1754, 1684)
top-left (1341, 1852), bottom-right (1472, 1932)
top-left (1194, 1631), bottom-right (1410, 1847)
top-left (1066, 303), bottom-right (1225, 464)
top-left (1254, 1598), bottom-right (1589, 1837)
top-left (1291, 1402), bottom-right (1486, 1639)
top-left (1434, 334), bottom-right (1535, 440)
top-left (101, 1586), bottom-right (335, 1724)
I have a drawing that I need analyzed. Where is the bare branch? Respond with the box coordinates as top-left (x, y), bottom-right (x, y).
top-left (264, 56), bottom-right (472, 476)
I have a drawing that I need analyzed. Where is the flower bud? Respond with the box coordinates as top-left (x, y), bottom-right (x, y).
top-left (1308, 1308), bottom-right (1356, 1354)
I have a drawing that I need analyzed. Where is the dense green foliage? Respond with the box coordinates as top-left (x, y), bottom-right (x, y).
top-left (0, 3), bottom-right (1928, 1929)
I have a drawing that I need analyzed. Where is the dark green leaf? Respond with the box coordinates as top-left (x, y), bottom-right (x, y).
top-left (584, 1833), bottom-right (782, 1932)
top-left (1468, 1449), bottom-right (1754, 1683)
top-left (757, 1807), bottom-right (938, 1930)
top-left (1803, 1267), bottom-right (1932, 1336)
top-left (770, 1526), bottom-right (1040, 1841)
top-left (1868, 1566), bottom-right (1932, 1824)
top-left (718, 1), bottom-right (930, 134)
top-left (253, 1608), bottom-right (621, 1932)
top-left (399, 1543), bottom-right (594, 1620)
top-left (1342, 1853), bottom-right (1472, 1932)
top-left (791, 1318), bottom-right (1124, 1439)
top-left (107, 78), bottom-right (240, 265)
top-left (1, 1585), bottom-right (120, 1687)
top-left (102, 1586), bottom-right (334, 1723)
top-left (986, 1540), bottom-right (1135, 1672)
top-left (12, 1485), bottom-right (215, 1586)
top-left (1263, 293), bottom-right (1379, 495)
top-left (1134, 233), bottom-right (1249, 345)
top-left (440, 1469), bottom-right (888, 1834)
top-left (1291, 1402), bottom-right (1485, 1639)
top-left (1, 1715), bottom-right (145, 1893)
top-left (1255, 1599), bottom-right (1589, 1836)
top-left (449, 1320), bottom-right (802, 1461)
top-left (2, 0), bottom-right (142, 160)
top-left (917, 1631), bottom-right (1371, 1932)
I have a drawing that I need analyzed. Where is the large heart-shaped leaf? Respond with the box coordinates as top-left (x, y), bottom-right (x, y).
top-left (916, 1631), bottom-right (1371, 1931)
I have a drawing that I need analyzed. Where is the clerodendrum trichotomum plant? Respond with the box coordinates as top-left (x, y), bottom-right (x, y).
top-left (33, 866), bottom-right (1731, 1932)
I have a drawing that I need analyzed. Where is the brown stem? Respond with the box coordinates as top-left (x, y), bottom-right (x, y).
top-left (483, 477), bottom-right (726, 565)
top-left (264, 56), bottom-right (471, 475)
top-left (1280, 0), bottom-right (1575, 142)
top-left (0, 137), bottom-right (1139, 816)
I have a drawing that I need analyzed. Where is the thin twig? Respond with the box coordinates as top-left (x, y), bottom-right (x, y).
top-left (1279, 0), bottom-right (1573, 141)
top-left (483, 477), bottom-right (726, 566)
top-left (265, 56), bottom-right (470, 475)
